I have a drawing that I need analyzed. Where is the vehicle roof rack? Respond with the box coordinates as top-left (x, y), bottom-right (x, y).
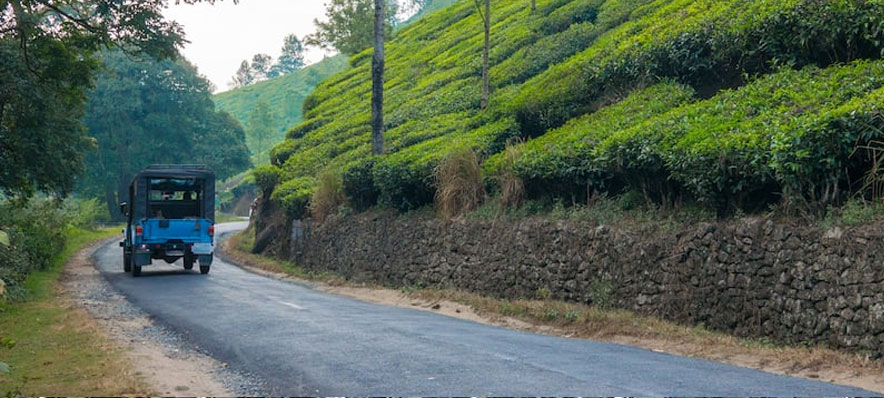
top-left (144, 164), bottom-right (208, 170)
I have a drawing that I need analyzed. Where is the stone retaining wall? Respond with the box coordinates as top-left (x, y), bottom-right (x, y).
top-left (269, 210), bottom-right (884, 353)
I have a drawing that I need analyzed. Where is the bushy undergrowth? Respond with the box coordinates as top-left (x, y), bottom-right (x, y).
top-left (0, 198), bottom-right (106, 300)
top-left (264, 0), bottom-right (884, 219)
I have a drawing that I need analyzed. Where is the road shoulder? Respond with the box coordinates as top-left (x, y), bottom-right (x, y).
top-left (60, 238), bottom-right (259, 396)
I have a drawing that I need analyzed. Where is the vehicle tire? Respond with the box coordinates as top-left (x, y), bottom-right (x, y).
top-left (184, 255), bottom-right (195, 270)
top-left (132, 259), bottom-right (142, 277)
top-left (123, 252), bottom-right (132, 273)
top-left (199, 265), bottom-right (210, 275)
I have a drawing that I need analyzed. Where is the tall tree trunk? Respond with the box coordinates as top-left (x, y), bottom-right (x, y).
top-left (371, 0), bottom-right (386, 156)
top-left (531, 0), bottom-right (536, 12)
top-left (481, 0), bottom-right (490, 109)
top-left (104, 185), bottom-right (118, 222)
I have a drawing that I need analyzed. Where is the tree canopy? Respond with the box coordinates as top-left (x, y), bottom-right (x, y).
top-left (269, 34), bottom-right (305, 78)
top-left (79, 51), bottom-right (251, 219)
top-left (0, 0), bottom-right (232, 198)
top-left (304, 0), bottom-right (398, 55)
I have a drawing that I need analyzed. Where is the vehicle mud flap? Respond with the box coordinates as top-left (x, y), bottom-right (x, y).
top-left (134, 252), bottom-right (152, 266)
top-left (198, 255), bottom-right (213, 266)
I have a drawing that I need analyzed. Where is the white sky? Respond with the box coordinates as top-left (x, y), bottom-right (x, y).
top-left (164, 0), bottom-right (334, 93)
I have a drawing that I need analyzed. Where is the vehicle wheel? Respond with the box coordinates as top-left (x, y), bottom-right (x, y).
top-left (123, 252), bottom-right (132, 273)
top-left (184, 255), bottom-right (195, 270)
top-left (132, 260), bottom-right (142, 277)
top-left (199, 265), bottom-right (210, 275)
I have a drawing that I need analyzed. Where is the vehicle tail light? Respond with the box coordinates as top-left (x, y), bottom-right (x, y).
top-left (135, 225), bottom-right (143, 237)
top-left (208, 225), bottom-right (214, 236)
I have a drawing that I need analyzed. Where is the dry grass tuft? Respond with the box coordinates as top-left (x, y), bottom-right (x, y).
top-left (498, 141), bottom-right (525, 209)
top-left (310, 167), bottom-right (348, 222)
top-left (434, 147), bottom-right (485, 218)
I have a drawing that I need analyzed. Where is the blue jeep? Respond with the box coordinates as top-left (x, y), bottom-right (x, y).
top-left (120, 165), bottom-right (216, 276)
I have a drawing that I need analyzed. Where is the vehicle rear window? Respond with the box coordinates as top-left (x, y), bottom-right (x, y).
top-left (148, 178), bottom-right (204, 219)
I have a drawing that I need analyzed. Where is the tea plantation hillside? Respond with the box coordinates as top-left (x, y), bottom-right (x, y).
top-left (260, 0), bottom-right (884, 218)
top-left (214, 55), bottom-right (349, 162)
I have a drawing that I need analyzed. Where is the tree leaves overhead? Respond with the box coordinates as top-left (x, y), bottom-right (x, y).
top-left (0, 0), bottom-right (234, 198)
top-left (80, 51), bottom-right (251, 219)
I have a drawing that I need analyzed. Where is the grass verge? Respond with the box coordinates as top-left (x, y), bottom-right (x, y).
top-left (223, 228), bottom-right (884, 393)
top-left (0, 226), bottom-right (148, 396)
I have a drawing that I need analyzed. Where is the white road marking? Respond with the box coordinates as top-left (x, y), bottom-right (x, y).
top-left (280, 301), bottom-right (304, 310)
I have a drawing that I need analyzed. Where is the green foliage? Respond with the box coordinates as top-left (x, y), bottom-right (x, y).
top-left (62, 199), bottom-right (110, 230)
top-left (78, 51), bottom-right (251, 219)
top-left (266, 0), bottom-right (884, 217)
top-left (487, 82), bottom-right (695, 200)
top-left (512, 0), bottom-right (884, 133)
top-left (253, 165), bottom-right (282, 194)
top-left (598, 60), bottom-right (884, 213)
top-left (589, 278), bottom-right (613, 309)
top-left (0, 199), bottom-right (70, 300)
top-left (271, 177), bottom-right (317, 218)
top-left (304, 0), bottom-right (399, 55)
top-left (0, 38), bottom-right (96, 198)
top-left (0, 337), bottom-right (16, 374)
top-left (822, 199), bottom-right (884, 227)
top-left (247, 100), bottom-right (279, 164)
top-left (0, 0), bottom-right (227, 198)
top-left (271, 34), bottom-right (307, 78)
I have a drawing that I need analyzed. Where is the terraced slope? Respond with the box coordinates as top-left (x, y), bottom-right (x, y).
top-left (214, 55), bottom-right (349, 162)
top-left (262, 0), bottom-right (884, 216)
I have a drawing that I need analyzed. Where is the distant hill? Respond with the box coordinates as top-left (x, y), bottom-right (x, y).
top-left (214, 55), bottom-right (349, 163)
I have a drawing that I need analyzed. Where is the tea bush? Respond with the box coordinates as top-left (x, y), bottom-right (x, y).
top-left (486, 82), bottom-right (694, 201)
top-left (591, 60), bottom-right (884, 213)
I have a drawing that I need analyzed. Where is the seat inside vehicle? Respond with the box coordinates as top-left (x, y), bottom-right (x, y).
top-left (148, 178), bottom-right (205, 220)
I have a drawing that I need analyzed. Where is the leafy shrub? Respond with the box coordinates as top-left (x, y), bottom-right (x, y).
top-left (434, 147), bottom-right (485, 218)
top-left (270, 176), bottom-right (316, 219)
top-left (0, 198), bottom-right (70, 300)
top-left (253, 165), bottom-right (281, 195)
top-left (342, 159), bottom-right (380, 211)
top-left (62, 198), bottom-right (109, 229)
top-left (486, 82), bottom-right (694, 202)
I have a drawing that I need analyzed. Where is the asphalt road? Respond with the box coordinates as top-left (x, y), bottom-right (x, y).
top-left (94, 221), bottom-right (877, 396)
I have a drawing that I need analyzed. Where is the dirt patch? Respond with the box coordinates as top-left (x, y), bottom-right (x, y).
top-left (60, 239), bottom-right (232, 396)
top-left (221, 232), bottom-right (884, 394)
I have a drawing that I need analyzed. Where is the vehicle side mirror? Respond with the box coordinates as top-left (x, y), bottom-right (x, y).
top-left (119, 202), bottom-right (129, 217)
